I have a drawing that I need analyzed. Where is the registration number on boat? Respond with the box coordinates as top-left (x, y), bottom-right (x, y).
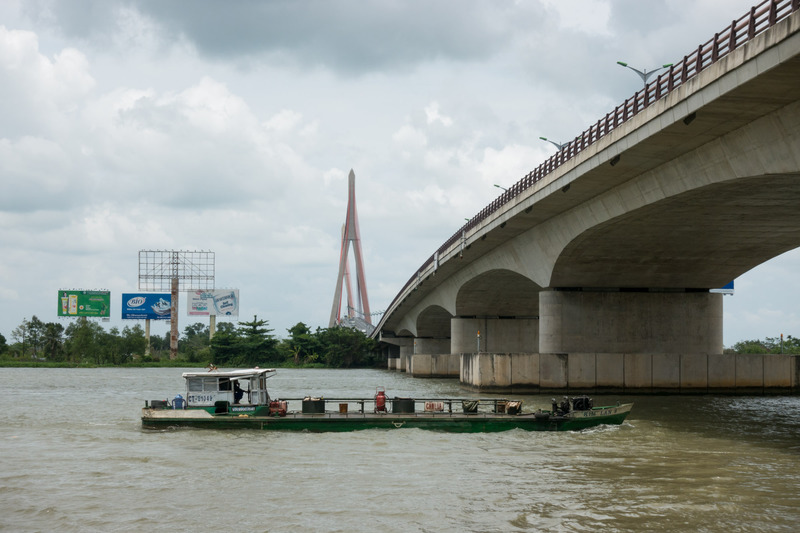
top-left (188, 394), bottom-right (214, 403)
top-left (579, 409), bottom-right (611, 417)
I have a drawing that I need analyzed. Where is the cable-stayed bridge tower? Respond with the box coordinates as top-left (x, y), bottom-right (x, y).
top-left (329, 170), bottom-right (372, 330)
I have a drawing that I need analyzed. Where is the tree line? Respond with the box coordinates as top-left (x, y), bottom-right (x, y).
top-left (724, 336), bottom-right (800, 355)
top-left (3, 315), bottom-right (798, 366)
top-left (0, 315), bottom-right (380, 368)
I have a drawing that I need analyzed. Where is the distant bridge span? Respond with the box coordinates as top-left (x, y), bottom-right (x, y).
top-left (373, 1), bottom-right (800, 393)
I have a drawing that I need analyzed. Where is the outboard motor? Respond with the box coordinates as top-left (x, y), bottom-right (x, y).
top-left (572, 396), bottom-right (593, 411)
top-left (560, 396), bottom-right (570, 414)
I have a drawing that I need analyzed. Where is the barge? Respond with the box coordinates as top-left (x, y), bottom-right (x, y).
top-left (141, 367), bottom-right (633, 432)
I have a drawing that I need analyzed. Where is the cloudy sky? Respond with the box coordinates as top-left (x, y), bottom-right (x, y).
top-left (1, 0), bottom-right (796, 348)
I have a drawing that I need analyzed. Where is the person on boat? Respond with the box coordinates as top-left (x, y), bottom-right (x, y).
top-left (234, 380), bottom-right (244, 404)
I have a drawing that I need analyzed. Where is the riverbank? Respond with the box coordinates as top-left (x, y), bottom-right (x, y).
top-left (0, 359), bottom-right (361, 369)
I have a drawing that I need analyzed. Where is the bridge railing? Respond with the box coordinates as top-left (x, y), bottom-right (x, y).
top-left (384, 0), bottom-right (799, 321)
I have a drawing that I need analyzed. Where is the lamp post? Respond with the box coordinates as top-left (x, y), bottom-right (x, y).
top-left (494, 184), bottom-right (508, 192)
top-left (616, 61), bottom-right (673, 88)
top-left (539, 136), bottom-right (565, 151)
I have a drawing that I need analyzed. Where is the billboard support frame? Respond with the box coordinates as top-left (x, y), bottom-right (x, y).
top-left (138, 250), bottom-right (215, 360)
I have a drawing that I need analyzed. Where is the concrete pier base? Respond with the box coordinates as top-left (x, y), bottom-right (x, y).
top-left (460, 352), bottom-right (800, 394)
top-left (410, 353), bottom-right (460, 378)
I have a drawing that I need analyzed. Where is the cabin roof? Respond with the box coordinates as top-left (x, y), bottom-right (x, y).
top-left (181, 368), bottom-right (276, 379)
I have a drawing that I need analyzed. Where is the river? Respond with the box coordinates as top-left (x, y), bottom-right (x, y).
top-left (1, 367), bottom-right (799, 532)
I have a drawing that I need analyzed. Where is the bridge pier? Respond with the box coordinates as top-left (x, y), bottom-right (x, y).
top-left (450, 317), bottom-right (538, 354)
top-left (379, 343), bottom-right (401, 371)
top-left (379, 336), bottom-right (413, 371)
top-left (538, 290), bottom-right (723, 354)
top-left (457, 290), bottom-right (730, 392)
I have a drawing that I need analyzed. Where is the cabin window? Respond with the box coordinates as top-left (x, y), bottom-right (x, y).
top-left (187, 377), bottom-right (241, 392)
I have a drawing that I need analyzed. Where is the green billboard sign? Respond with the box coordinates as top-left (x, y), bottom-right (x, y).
top-left (57, 290), bottom-right (111, 317)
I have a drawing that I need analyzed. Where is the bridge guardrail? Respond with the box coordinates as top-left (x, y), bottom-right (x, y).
top-left (381, 0), bottom-right (799, 327)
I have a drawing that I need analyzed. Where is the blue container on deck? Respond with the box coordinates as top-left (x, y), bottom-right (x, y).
top-left (173, 394), bottom-right (185, 409)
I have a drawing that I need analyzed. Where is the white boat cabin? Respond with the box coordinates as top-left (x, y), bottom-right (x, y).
top-left (183, 368), bottom-right (275, 407)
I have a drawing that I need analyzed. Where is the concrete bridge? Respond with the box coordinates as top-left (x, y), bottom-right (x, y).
top-left (374, 1), bottom-right (800, 393)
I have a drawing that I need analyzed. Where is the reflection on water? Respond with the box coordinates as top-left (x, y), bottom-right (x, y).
top-left (1, 367), bottom-right (799, 532)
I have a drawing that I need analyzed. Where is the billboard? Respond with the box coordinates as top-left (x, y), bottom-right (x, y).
top-left (57, 290), bottom-right (111, 317)
top-left (121, 293), bottom-right (172, 320)
top-left (187, 289), bottom-right (239, 317)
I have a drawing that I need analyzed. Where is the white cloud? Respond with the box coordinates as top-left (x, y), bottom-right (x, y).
top-left (169, 77), bottom-right (252, 133)
top-left (0, 26), bottom-right (94, 138)
top-left (540, 0), bottom-right (612, 36)
top-left (264, 109), bottom-right (304, 132)
top-left (424, 102), bottom-right (453, 127)
top-left (477, 144), bottom-right (545, 188)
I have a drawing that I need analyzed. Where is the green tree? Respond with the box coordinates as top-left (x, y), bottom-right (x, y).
top-left (182, 322), bottom-right (210, 361)
top-left (0, 332), bottom-right (7, 356)
top-left (99, 327), bottom-right (123, 365)
top-left (183, 322), bottom-right (209, 341)
top-left (783, 335), bottom-right (800, 353)
top-left (728, 335), bottom-right (800, 354)
top-left (235, 315), bottom-right (279, 366)
top-left (178, 322), bottom-right (210, 354)
top-left (209, 322), bottom-right (240, 366)
top-left (730, 339), bottom-right (771, 354)
top-left (282, 322), bottom-right (321, 365)
top-left (42, 322), bottom-right (65, 361)
top-left (65, 317), bottom-right (105, 363)
top-left (120, 324), bottom-right (147, 364)
top-left (11, 318), bottom-right (30, 358)
top-left (317, 326), bottom-right (379, 368)
top-left (27, 316), bottom-right (46, 358)
top-left (144, 331), bottom-right (171, 361)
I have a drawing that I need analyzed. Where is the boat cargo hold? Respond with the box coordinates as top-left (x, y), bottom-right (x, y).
top-left (141, 367), bottom-right (633, 432)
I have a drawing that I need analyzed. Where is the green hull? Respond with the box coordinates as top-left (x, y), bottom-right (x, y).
top-left (141, 404), bottom-right (633, 433)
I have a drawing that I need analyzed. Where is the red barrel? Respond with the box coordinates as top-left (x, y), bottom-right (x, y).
top-left (375, 387), bottom-right (386, 412)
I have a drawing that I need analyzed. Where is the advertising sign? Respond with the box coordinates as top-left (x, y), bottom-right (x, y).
top-left (57, 290), bottom-right (111, 317)
top-left (187, 289), bottom-right (239, 317)
top-left (710, 281), bottom-right (734, 295)
top-left (121, 293), bottom-right (172, 320)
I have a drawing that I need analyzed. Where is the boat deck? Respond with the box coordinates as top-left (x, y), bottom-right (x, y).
top-left (141, 399), bottom-right (633, 433)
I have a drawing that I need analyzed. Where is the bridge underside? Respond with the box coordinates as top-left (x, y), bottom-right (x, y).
top-left (554, 175), bottom-right (800, 289)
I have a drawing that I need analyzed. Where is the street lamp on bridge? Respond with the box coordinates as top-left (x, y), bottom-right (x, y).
top-left (539, 136), bottom-right (566, 151)
top-left (616, 61), bottom-right (673, 88)
top-left (494, 184), bottom-right (508, 192)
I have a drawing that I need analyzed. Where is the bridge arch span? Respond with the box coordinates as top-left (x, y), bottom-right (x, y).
top-left (451, 269), bottom-right (541, 354)
top-left (416, 305), bottom-right (452, 338)
top-left (455, 269), bottom-right (540, 317)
